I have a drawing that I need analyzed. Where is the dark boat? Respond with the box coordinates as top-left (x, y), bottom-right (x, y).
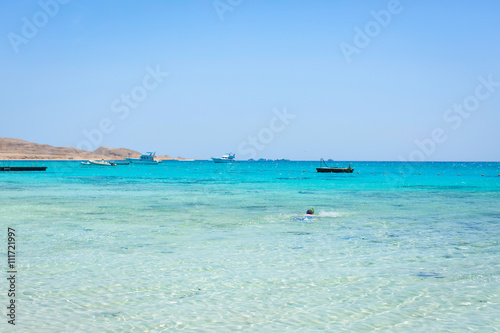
top-left (316, 159), bottom-right (353, 173)
top-left (0, 166), bottom-right (47, 172)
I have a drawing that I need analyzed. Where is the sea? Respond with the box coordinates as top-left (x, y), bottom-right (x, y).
top-left (1, 160), bottom-right (499, 332)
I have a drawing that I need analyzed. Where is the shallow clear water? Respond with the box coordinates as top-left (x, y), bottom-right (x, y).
top-left (1, 161), bottom-right (499, 331)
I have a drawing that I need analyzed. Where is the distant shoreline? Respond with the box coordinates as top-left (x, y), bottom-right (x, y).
top-left (0, 158), bottom-right (198, 162)
top-left (1, 138), bottom-right (499, 163)
top-left (1, 159), bottom-right (499, 163)
top-left (0, 137), bottom-right (196, 161)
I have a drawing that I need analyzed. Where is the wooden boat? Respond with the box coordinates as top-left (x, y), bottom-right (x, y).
top-left (316, 159), bottom-right (353, 173)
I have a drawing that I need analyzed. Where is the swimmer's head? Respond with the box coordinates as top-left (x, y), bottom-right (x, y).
top-left (306, 208), bottom-right (314, 215)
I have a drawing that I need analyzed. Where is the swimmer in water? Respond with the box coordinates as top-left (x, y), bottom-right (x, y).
top-left (295, 207), bottom-right (315, 221)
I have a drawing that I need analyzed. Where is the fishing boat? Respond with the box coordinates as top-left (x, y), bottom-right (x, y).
top-left (126, 152), bottom-right (158, 164)
top-left (212, 153), bottom-right (235, 163)
top-left (316, 159), bottom-right (354, 173)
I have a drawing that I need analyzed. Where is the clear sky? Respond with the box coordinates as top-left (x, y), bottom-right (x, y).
top-left (1, 0), bottom-right (499, 161)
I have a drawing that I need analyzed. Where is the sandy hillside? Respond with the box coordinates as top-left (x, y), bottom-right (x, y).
top-left (0, 137), bottom-right (139, 160)
top-left (0, 137), bottom-right (196, 161)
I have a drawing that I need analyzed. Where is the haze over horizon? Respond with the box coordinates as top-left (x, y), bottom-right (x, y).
top-left (1, 1), bottom-right (499, 161)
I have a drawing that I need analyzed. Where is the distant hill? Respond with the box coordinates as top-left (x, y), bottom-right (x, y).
top-left (0, 137), bottom-right (141, 160)
top-left (93, 146), bottom-right (141, 159)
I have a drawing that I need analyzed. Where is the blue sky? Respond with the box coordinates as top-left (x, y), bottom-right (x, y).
top-left (1, 0), bottom-right (499, 161)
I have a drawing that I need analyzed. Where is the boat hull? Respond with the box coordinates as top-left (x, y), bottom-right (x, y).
top-left (1, 166), bottom-right (47, 171)
top-left (125, 158), bottom-right (157, 164)
top-left (89, 160), bottom-right (115, 166)
top-left (125, 161), bottom-right (157, 164)
top-left (211, 158), bottom-right (234, 163)
top-left (316, 167), bottom-right (354, 173)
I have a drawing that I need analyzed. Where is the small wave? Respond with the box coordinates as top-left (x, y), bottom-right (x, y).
top-left (274, 210), bottom-right (347, 222)
top-left (316, 210), bottom-right (343, 217)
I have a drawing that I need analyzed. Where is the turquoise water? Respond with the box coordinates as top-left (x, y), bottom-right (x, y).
top-left (1, 161), bottom-right (499, 332)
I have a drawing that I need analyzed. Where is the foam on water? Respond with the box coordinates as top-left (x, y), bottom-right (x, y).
top-left (1, 161), bottom-right (499, 331)
top-left (316, 210), bottom-right (345, 218)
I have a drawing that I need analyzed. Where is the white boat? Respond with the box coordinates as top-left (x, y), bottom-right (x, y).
top-left (211, 153), bottom-right (235, 163)
top-left (88, 160), bottom-right (116, 166)
top-left (125, 152), bottom-right (158, 164)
